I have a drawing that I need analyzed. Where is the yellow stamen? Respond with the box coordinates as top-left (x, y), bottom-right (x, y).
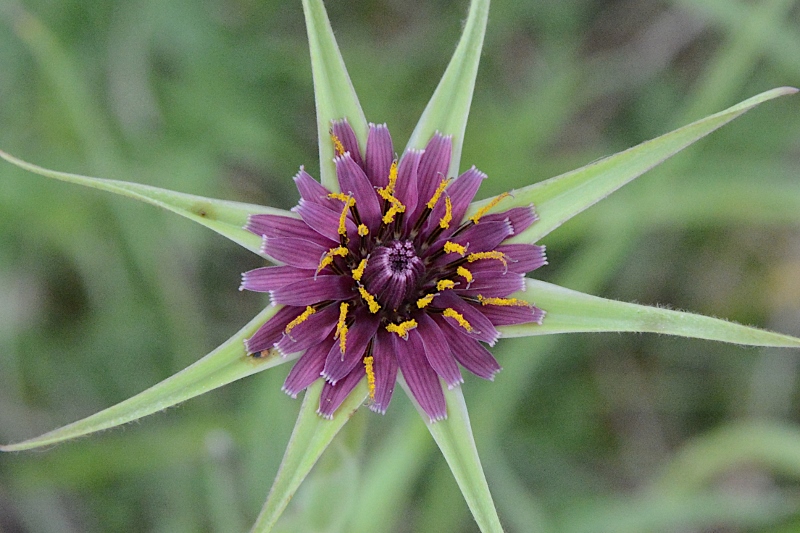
top-left (436, 279), bottom-right (456, 291)
top-left (477, 295), bottom-right (531, 307)
top-left (363, 355), bottom-right (376, 399)
top-left (359, 286), bottom-right (382, 313)
top-left (377, 181), bottom-right (406, 225)
top-left (327, 192), bottom-right (353, 202)
top-left (284, 306), bottom-right (316, 336)
top-left (330, 132), bottom-right (345, 156)
top-left (317, 246), bottom-right (349, 273)
top-left (382, 202), bottom-right (406, 225)
top-left (469, 192), bottom-right (510, 224)
top-left (438, 196), bottom-right (453, 229)
top-left (358, 223), bottom-right (369, 236)
top-left (351, 259), bottom-right (368, 282)
top-left (335, 302), bottom-right (349, 353)
top-left (337, 205), bottom-right (349, 236)
top-left (386, 160), bottom-right (398, 194)
top-left (456, 266), bottom-right (473, 284)
top-left (376, 186), bottom-right (395, 203)
top-left (426, 178), bottom-right (450, 209)
top-left (386, 319), bottom-right (418, 339)
top-left (443, 241), bottom-right (467, 256)
top-left (328, 194), bottom-right (355, 236)
top-left (467, 251), bottom-right (508, 268)
top-left (443, 308), bottom-right (473, 332)
top-left (416, 294), bottom-right (435, 308)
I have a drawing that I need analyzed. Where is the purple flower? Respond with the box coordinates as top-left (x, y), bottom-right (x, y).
top-left (241, 120), bottom-right (547, 421)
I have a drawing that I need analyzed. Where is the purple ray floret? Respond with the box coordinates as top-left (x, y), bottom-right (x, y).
top-left (242, 120), bottom-right (547, 421)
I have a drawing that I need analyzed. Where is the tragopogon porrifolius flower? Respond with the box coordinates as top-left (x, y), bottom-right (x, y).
top-left (2, 0), bottom-right (799, 531)
top-left (241, 120), bottom-right (545, 421)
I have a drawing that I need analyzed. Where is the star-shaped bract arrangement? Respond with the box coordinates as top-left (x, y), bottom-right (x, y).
top-left (1, 0), bottom-right (798, 531)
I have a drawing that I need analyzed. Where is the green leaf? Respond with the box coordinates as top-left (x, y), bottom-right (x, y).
top-left (500, 279), bottom-right (800, 348)
top-left (465, 87), bottom-right (798, 243)
top-left (250, 379), bottom-right (368, 532)
top-left (1, 306), bottom-right (292, 452)
top-left (303, 0), bottom-right (368, 191)
top-left (0, 150), bottom-right (290, 257)
top-left (406, 0), bottom-right (490, 176)
top-left (401, 379), bottom-right (503, 533)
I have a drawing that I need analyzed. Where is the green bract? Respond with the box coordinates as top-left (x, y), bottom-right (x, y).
top-left (1, 1), bottom-right (798, 532)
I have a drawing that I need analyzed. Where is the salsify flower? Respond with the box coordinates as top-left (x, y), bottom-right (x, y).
top-left (1, 0), bottom-right (799, 531)
top-left (241, 120), bottom-right (546, 420)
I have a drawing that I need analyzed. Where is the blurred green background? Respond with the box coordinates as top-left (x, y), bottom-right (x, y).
top-left (2, 0), bottom-right (800, 531)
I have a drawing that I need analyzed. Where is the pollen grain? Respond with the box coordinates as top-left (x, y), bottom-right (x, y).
top-left (443, 241), bottom-right (467, 256)
top-left (364, 355), bottom-right (376, 399)
top-left (386, 319), bottom-right (418, 339)
top-left (443, 308), bottom-right (473, 332)
top-left (335, 302), bottom-right (349, 353)
top-left (477, 295), bottom-right (530, 307)
top-left (469, 192), bottom-right (510, 224)
top-left (284, 305), bottom-right (316, 337)
top-left (351, 259), bottom-right (368, 282)
top-left (330, 132), bottom-right (345, 156)
top-left (359, 286), bottom-right (382, 313)
top-left (426, 178), bottom-right (451, 209)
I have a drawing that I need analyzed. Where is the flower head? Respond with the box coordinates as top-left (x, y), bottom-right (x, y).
top-left (241, 119), bottom-right (547, 421)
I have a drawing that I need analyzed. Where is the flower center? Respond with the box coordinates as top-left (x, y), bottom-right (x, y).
top-left (386, 240), bottom-right (417, 273)
top-left (362, 240), bottom-right (424, 311)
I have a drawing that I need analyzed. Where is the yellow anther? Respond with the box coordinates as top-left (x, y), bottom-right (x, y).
top-left (335, 302), bottom-right (349, 353)
top-left (351, 259), bottom-right (368, 282)
top-left (382, 202), bottom-right (406, 225)
top-left (456, 266), bottom-right (473, 284)
top-left (443, 308), bottom-right (473, 332)
top-left (358, 224), bottom-right (369, 236)
top-left (443, 241), bottom-right (467, 256)
top-left (436, 279), bottom-right (456, 291)
top-left (284, 306), bottom-right (316, 336)
top-left (438, 196), bottom-right (453, 229)
top-left (330, 132), bottom-right (345, 156)
top-left (386, 319), bottom-right (418, 339)
top-left (328, 192), bottom-right (354, 203)
top-left (359, 286), bottom-right (381, 313)
top-left (416, 294), bottom-right (435, 309)
top-left (377, 181), bottom-right (406, 225)
top-left (317, 246), bottom-right (349, 273)
top-left (467, 251), bottom-right (508, 268)
top-left (469, 192), bottom-right (510, 224)
top-left (364, 356), bottom-right (376, 399)
top-left (337, 205), bottom-right (349, 236)
top-left (477, 295), bottom-right (530, 307)
top-left (386, 160), bottom-right (398, 194)
top-left (426, 178), bottom-right (451, 209)
top-left (376, 186), bottom-right (394, 202)
top-left (327, 194), bottom-right (355, 236)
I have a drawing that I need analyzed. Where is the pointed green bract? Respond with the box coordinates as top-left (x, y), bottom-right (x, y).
top-left (401, 379), bottom-right (503, 533)
top-left (499, 279), bottom-right (800, 348)
top-left (406, 0), bottom-right (490, 176)
top-left (1, 306), bottom-right (292, 452)
top-left (250, 379), bottom-right (368, 533)
top-left (0, 150), bottom-right (289, 258)
top-left (303, 0), bottom-right (368, 191)
top-left (465, 87), bottom-right (798, 243)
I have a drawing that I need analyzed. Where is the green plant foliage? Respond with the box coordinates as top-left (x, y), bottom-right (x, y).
top-left (2, 0), bottom-right (800, 532)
